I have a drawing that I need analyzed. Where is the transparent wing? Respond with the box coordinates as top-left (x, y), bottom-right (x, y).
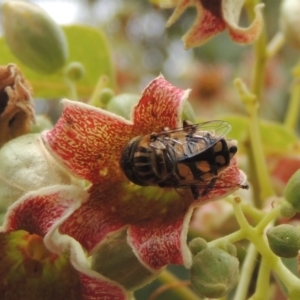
top-left (149, 120), bottom-right (231, 157)
top-left (154, 120), bottom-right (231, 137)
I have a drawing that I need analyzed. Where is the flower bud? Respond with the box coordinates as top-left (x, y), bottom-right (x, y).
top-left (284, 169), bottom-right (300, 212)
top-left (63, 62), bottom-right (85, 82)
top-left (98, 88), bottom-right (115, 106)
top-left (190, 247), bottom-right (239, 298)
top-left (0, 134), bottom-right (79, 212)
top-left (280, 0), bottom-right (300, 49)
top-left (106, 94), bottom-right (140, 119)
top-left (219, 242), bottom-right (237, 257)
top-left (189, 238), bottom-right (207, 256)
top-left (30, 115), bottom-right (53, 133)
top-left (267, 224), bottom-right (300, 258)
top-left (91, 230), bottom-right (159, 290)
top-left (2, 1), bottom-right (68, 74)
top-left (280, 201), bottom-right (296, 219)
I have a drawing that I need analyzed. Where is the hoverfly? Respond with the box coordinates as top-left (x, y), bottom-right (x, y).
top-left (120, 120), bottom-right (248, 199)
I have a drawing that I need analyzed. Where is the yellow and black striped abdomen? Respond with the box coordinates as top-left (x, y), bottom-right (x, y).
top-left (120, 135), bottom-right (176, 186)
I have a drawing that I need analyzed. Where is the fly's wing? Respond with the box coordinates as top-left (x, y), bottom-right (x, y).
top-left (149, 120), bottom-right (231, 158)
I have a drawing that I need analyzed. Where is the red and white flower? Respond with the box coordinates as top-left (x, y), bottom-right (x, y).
top-left (1, 76), bottom-right (246, 299)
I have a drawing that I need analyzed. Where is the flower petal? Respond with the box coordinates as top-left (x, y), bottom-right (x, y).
top-left (128, 209), bottom-right (193, 270)
top-left (198, 159), bottom-right (247, 202)
top-left (133, 75), bottom-right (190, 133)
top-left (79, 273), bottom-right (130, 300)
top-left (59, 185), bottom-right (127, 253)
top-left (167, 0), bottom-right (227, 49)
top-left (223, 2), bottom-right (264, 44)
top-left (42, 100), bottom-right (133, 184)
top-left (2, 185), bottom-right (87, 237)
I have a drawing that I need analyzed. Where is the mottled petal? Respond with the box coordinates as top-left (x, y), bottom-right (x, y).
top-left (183, 1), bottom-right (227, 48)
top-left (42, 100), bottom-right (133, 184)
top-left (166, 0), bottom-right (192, 27)
top-left (79, 273), bottom-right (130, 300)
top-left (47, 210), bottom-right (130, 299)
top-left (198, 159), bottom-right (247, 202)
top-left (223, 2), bottom-right (264, 44)
top-left (133, 75), bottom-right (190, 133)
top-left (59, 185), bottom-right (127, 253)
top-left (128, 209), bottom-right (193, 270)
top-left (65, 237), bottom-right (130, 300)
top-left (2, 185), bottom-right (88, 236)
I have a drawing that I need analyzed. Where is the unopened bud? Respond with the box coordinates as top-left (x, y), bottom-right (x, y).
top-left (280, 0), bottom-right (300, 49)
top-left (189, 238), bottom-right (207, 256)
top-left (2, 1), bottom-right (68, 74)
top-left (107, 94), bottom-right (140, 119)
top-left (91, 230), bottom-right (158, 290)
top-left (267, 224), bottom-right (300, 258)
top-left (0, 134), bottom-right (78, 212)
top-left (284, 169), bottom-right (300, 212)
top-left (280, 201), bottom-right (296, 219)
top-left (190, 247), bottom-right (239, 298)
top-left (98, 88), bottom-right (115, 106)
top-left (64, 62), bottom-right (85, 82)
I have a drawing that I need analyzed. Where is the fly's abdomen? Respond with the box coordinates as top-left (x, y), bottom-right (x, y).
top-left (120, 135), bottom-right (174, 186)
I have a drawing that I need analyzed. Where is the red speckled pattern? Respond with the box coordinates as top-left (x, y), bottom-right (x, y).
top-left (133, 75), bottom-right (186, 133)
top-left (3, 186), bottom-right (85, 237)
top-left (183, 3), bottom-right (226, 48)
top-left (5, 76), bottom-right (247, 299)
top-left (59, 186), bottom-right (127, 252)
top-left (79, 273), bottom-right (129, 300)
top-left (43, 75), bottom-right (186, 185)
top-left (226, 4), bottom-right (264, 44)
top-left (128, 214), bottom-right (186, 270)
top-left (42, 101), bottom-right (133, 184)
top-left (166, 0), bottom-right (263, 48)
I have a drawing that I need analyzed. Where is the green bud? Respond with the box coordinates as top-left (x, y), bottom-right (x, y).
top-left (190, 247), bottom-right (239, 298)
top-left (98, 88), bottom-right (115, 106)
top-left (30, 115), bottom-right (53, 133)
top-left (182, 101), bottom-right (196, 124)
top-left (91, 230), bottom-right (158, 290)
top-left (2, 1), bottom-right (68, 74)
top-left (284, 169), bottom-right (300, 212)
top-left (189, 238), bottom-right (207, 256)
top-left (280, 0), bottom-right (300, 49)
top-left (106, 94), bottom-right (140, 119)
top-left (280, 201), bottom-right (296, 219)
top-left (219, 242), bottom-right (237, 257)
top-left (267, 224), bottom-right (300, 258)
top-left (63, 62), bottom-right (85, 81)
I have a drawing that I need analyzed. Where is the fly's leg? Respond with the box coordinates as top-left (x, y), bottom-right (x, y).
top-left (201, 177), bottom-right (217, 197)
top-left (190, 177), bottom-right (217, 200)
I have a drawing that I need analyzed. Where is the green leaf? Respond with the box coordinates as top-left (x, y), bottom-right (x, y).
top-left (0, 24), bottom-right (115, 99)
top-left (221, 115), bottom-right (298, 154)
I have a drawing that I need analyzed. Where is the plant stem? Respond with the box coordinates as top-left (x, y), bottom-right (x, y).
top-left (232, 197), bottom-right (300, 298)
top-left (156, 270), bottom-right (200, 300)
top-left (245, 0), bottom-right (268, 103)
top-left (233, 243), bottom-right (258, 300)
top-left (234, 79), bottom-right (274, 203)
top-left (284, 62), bottom-right (300, 130)
top-left (88, 75), bottom-right (110, 107)
top-left (249, 258), bottom-right (271, 300)
top-left (266, 32), bottom-right (286, 59)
